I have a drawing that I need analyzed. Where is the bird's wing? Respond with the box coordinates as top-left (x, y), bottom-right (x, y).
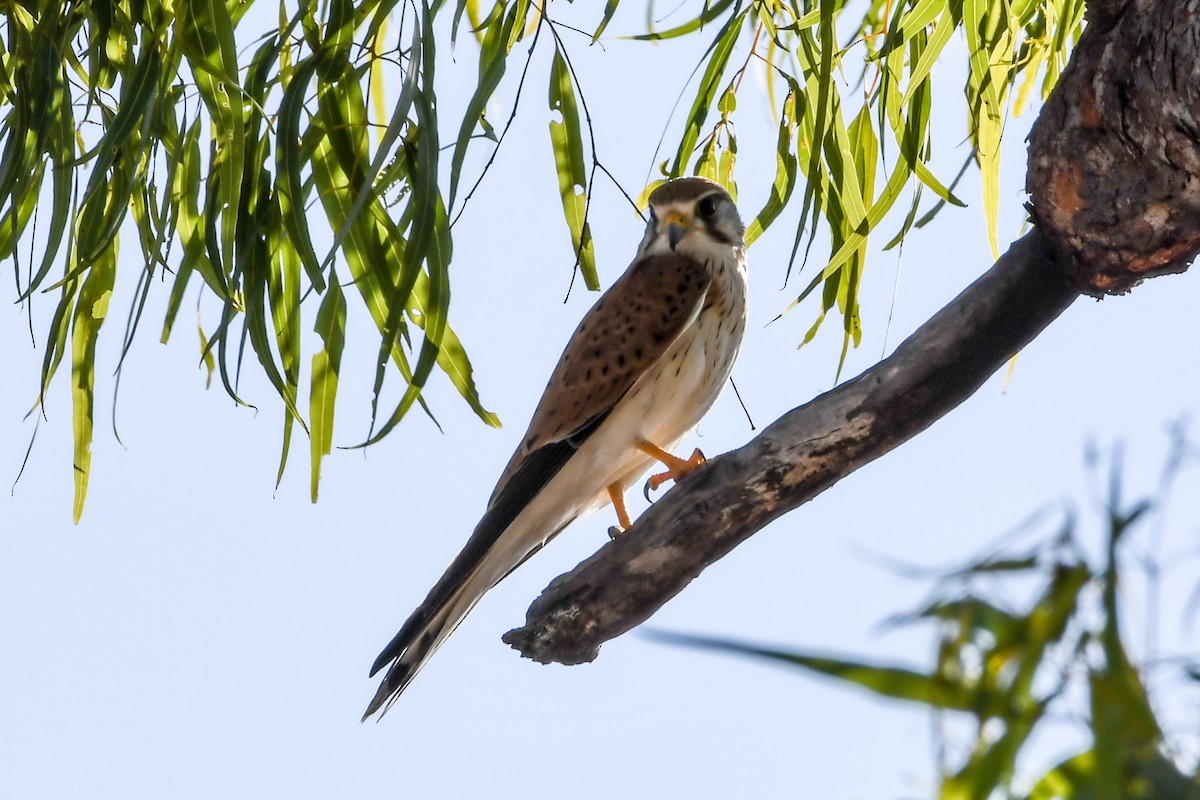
top-left (365, 252), bottom-right (710, 713)
top-left (489, 251), bottom-right (712, 504)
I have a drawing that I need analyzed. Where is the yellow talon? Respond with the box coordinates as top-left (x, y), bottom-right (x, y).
top-left (637, 441), bottom-right (707, 494)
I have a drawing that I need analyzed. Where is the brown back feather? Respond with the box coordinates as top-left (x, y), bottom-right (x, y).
top-left (489, 251), bottom-right (712, 506)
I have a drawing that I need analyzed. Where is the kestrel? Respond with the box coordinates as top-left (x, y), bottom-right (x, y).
top-left (364, 176), bottom-right (748, 718)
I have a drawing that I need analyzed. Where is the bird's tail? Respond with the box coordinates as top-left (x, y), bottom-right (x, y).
top-left (362, 569), bottom-right (491, 720)
top-left (363, 439), bottom-right (588, 719)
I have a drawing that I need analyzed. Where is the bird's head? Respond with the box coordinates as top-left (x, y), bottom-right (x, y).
top-left (639, 177), bottom-right (745, 260)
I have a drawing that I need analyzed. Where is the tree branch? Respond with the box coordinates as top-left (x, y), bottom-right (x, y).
top-left (504, 230), bottom-right (1079, 665)
top-left (504, 0), bottom-right (1200, 670)
top-left (1028, 0), bottom-right (1200, 294)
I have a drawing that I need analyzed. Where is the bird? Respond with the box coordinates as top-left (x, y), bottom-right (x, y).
top-left (364, 176), bottom-right (748, 719)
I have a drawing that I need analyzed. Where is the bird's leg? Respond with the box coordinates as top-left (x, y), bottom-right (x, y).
top-left (636, 440), bottom-right (707, 494)
top-left (607, 482), bottom-right (632, 538)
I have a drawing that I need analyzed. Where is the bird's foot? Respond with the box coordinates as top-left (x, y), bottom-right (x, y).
top-left (642, 447), bottom-right (706, 500)
top-left (607, 482), bottom-right (633, 536)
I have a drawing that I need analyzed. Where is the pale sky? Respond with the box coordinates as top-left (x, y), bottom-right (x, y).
top-left (4, 6), bottom-right (1200, 798)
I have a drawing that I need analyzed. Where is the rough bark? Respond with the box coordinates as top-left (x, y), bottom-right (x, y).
top-left (504, 231), bottom-right (1078, 665)
top-left (1028, 0), bottom-right (1200, 295)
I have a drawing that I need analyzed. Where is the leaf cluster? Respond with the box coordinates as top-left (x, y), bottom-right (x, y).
top-left (0, 0), bottom-right (1085, 516)
top-left (3, 0), bottom-right (508, 518)
top-left (662, 441), bottom-right (1200, 799)
top-left (627, 0), bottom-right (1083, 376)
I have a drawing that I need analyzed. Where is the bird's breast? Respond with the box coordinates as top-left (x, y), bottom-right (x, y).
top-left (615, 251), bottom-right (748, 451)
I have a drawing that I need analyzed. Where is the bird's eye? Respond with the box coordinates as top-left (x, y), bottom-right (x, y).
top-left (697, 195), bottom-right (719, 218)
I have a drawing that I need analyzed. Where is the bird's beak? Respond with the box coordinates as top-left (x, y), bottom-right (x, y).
top-left (661, 211), bottom-right (691, 250)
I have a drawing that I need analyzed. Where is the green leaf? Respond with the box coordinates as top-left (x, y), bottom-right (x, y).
top-left (276, 56), bottom-right (326, 294)
top-left (883, 28), bottom-right (963, 208)
top-left (196, 311), bottom-right (216, 389)
top-left (365, 72), bottom-right (444, 444)
top-left (0, 5), bottom-right (64, 235)
top-left (592, 0), bottom-right (621, 42)
top-left (964, 0), bottom-right (1013, 259)
top-left (0, 162), bottom-right (43, 265)
top-left (175, 0), bottom-right (245, 288)
top-left (75, 43), bottom-right (160, 264)
top-left (12, 69), bottom-right (72, 298)
top-left (652, 632), bottom-right (985, 711)
top-left (269, 202), bottom-right (305, 490)
top-left (70, 243), bottom-right (117, 523)
top-left (629, 0), bottom-right (736, 41)
top-left (825, 97), bottom-right (868, 233)
top-left (548, 47), bottom-right (597, 291)
top-left (783, 127), bottom-right (927, 323)
top-left (883, 0), bottom-right (946, 56)
top-left (241, 163), bottom-right (306, 433)
top-left (311, 87), bottom-right (416, 428)
top-left (310, 274), bottom-right (346, 502)
top-left (162, 114), bottom-right (210, 343)
top-left (320, 19), bottom-right (424, 283)
top-left (669, 7), bottom-right (746, 178)
top-left (364, 193), bottom-right (455, 446)
top-left (902, 0), bottom-right (961, 108)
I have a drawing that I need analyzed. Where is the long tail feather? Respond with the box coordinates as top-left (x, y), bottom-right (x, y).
top-left (363, 437), bottom-right (588, 719)
top-left (363, 578), bottom-right (484, 720)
